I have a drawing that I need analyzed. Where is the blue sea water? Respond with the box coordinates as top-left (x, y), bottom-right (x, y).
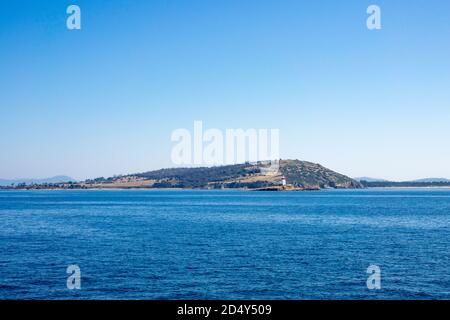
top-left (0, 189), bottom-right (449, 300)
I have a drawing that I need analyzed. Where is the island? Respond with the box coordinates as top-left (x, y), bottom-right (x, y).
top-left (0, 159), bottom-right (363, 191)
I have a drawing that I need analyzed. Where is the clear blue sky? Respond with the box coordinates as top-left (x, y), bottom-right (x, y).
top-left (1, 0), bottom-right (449, 181)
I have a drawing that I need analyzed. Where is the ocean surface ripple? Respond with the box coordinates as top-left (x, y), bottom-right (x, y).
top-left (1, 189), bottom-right (449, 299)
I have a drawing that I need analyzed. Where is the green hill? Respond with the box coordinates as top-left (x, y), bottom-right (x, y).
top-left (128, 159), bottom-right (362, 190)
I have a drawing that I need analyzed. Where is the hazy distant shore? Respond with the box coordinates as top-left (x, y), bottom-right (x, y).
top-left (3, 186), bottom-right (450, 191)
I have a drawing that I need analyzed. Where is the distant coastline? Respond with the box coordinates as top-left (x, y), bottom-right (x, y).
top-left (0, 159), bottom-right (361, 191)
top-left (0, 185), bottom-right (450, 192)
top-left (359, 181), bottom-right (450, 188)
top-left (366, 186), bottom-right (450, 189)
top-left (2, 160), bottom-right (449, 191)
